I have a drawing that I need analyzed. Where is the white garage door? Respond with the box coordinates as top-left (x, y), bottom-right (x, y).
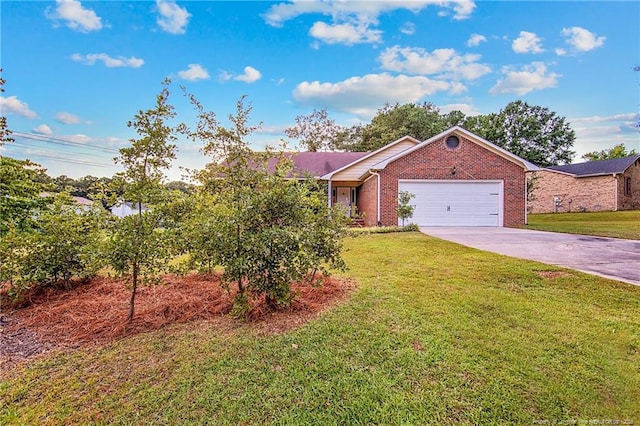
top-left (398, 180), bottom-right (503, 227)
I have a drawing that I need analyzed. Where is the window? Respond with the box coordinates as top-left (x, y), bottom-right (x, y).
top-left (351, 187), bottom-right (357, 204)
top-left (624, 177), bottom-right (631, 196)
top-left (445, 135), bottom-right (460, 149)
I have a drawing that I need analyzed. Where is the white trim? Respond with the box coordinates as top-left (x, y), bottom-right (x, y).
top-left (372, 126), bottom-right (540, 172)
top-left (398, 179), bottom-right (504, 227)
top-left (320, 135), bottom-right (420, 180)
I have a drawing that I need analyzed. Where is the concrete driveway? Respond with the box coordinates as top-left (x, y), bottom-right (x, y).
top-left (421, 227), bottom-right (640, 286)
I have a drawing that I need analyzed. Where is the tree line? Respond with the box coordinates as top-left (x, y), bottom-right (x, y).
top-left (286, 102), bottom-right (638, 166)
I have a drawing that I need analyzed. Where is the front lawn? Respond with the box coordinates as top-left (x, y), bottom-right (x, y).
top-left (527, 210), bottom-right (640, 240)
top-left (2, 233), bottom-right (639, 424)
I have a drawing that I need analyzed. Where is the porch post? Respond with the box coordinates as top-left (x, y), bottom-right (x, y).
top-left (327, 180), bottom-right (332, 208)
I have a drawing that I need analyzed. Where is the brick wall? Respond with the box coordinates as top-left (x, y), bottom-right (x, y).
top-left (530, 171), bottom-right (617, 213)
top-left (377, 135), bottom-right (526, 227)
top-left (618, 160), bottom-right (640, 210)
top-left (357, 174), bottom-right (378, 227)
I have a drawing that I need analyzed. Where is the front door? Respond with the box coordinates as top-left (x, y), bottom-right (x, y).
top-left (337, 187), bottom-right (351, 216)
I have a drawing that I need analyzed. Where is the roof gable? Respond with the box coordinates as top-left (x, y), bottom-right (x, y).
top-left (321, 135), bottom-right (421, 180)
top-left (371, 126), bottom-right (540, 171)
top-left (545, 154), bottom-right (640, 177)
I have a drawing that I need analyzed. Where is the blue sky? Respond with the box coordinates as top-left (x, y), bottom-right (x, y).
top-left (1, 0), bottom-right (638, 180)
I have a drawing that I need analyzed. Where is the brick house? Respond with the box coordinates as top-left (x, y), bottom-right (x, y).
top-left (289, 126), bottom-right (539, 227)
top-left (529, 154), bottom-right (640, 213)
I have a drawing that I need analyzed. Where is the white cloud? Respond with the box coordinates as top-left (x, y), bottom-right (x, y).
top-left (466, 33), bottom-right (486, 47)
top-left (561, 26), bottom-right (605, 52)
top-left (156, 0), bottom-right (191, 34)
top-left (379, 46), bottom-right (491, 80)
top-left (264, 0), bottom-right (475, 27)
top-left (55, 112), bottom-right (82, 124)
top-left (309, 21), bottom-right (382, 44)
top-left (235, 66), bottom-right (262, 83)
top-left (293, 73), bottom-right (452, 119)
top-left (178, 64), bottom-right (210, 81)
top-left (400, 22), bottom-right (416, 35)
top-left (555, 48), bottom-right (567, 56)
top-left (219, 67), bottom-right (261, 83)
top-left (0, 96), bottom-right (37, 119)
top-left (33, 124), bottom-right (53, 135)
top-left (71, 53), bottom-right (144, 68)
top-left (439, 103), bottom-right (482, 116)
top-left (569, 113), bottom-right (637, 124)
top-left (569, 113), bottom-right (639, 160)
top-left (263, 1), bottom-right (474, 46)
top-left (490, 62), bottom-right (560, 95)
top-left (512, 31), bottom-right (544, 54)
top-left (46, 0), bottom-right (103, 33)
top-left (69, 134), bottom-right (90, 144)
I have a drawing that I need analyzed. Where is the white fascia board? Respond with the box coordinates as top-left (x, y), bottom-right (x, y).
top-left (320, 135), bottom-right (421, 180)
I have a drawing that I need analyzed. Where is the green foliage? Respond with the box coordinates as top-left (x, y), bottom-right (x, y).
top-left (285, 108), bottom-right (342, 152)
top-left (581, 143), bottom-right (639, 161)
top-left (396, 190), bottom-right (416, 227)
top-left (1, 68), bottom-right (14, 146)
top-left (182, 94), bottom-right (348, 316)
top-left (109, 79), bottom-right (178, 321)
top-left (0, 156), bottom-right (49, 234)
top-left (464, 100), bottom-right (576, 166)
top-left (347, 102), bottom-right (447, 151)
top-left (0, 193), bottom-right (108, 301)
top-left (348, 224), bottom-right (419, 236)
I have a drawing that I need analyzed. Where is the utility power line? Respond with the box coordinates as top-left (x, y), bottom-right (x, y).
top-left (12, 131), bottom-right (121, 154)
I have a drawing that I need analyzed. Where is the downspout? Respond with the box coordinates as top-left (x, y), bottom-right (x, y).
top-left (613, 173), bottom-right (618, 211)
top-left (370, 170), bottom-right (381, 226)
top-left (524, 173), bottom-right (529, 225)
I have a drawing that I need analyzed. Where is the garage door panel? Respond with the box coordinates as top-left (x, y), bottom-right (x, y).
top-left (398, 181), bottom-right (502, 227)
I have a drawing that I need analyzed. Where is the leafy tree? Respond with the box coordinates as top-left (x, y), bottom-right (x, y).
top-left (0, 157), bottom-right (49, 235)
top-left (0, 193), bottom-right (108, 300)
top-left (464, 101), bottom-right (575, 167)
top-left (1, 68), bottom-right (14, 146)
top-left (396, 190), bottom-right (416, 227)
top-left (582, 144), bottom-right (639, 161)
top-left (347, 102), bottom-right (447, 152)
top-left (182, 94), bottom-right (348, 316)
top-left (109, 79), bottom-right (178, 322)
top-left (285, 108), bottom-right (343, 151)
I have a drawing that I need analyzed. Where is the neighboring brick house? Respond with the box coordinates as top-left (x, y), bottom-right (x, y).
top-left (288, 126), bottom-right (539, 227)
top-left (529, 154), bottom-right (640, 214)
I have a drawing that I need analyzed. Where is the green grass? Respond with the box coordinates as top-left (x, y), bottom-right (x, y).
top-left (527, 210), bottom-right (640, 240)
top-left (2, 233), bottom-right (640, 424)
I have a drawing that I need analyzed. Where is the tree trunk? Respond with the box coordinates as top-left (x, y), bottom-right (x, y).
top-left (128, 261), bottom-right (138, 322)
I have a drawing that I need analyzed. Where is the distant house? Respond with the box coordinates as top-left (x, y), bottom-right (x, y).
top-left (529, 154), bottom-right (640, 213)
top-left (40, 193), bottom-right (96, 212)
top-left (110, 201), bottom-right (149, 218)
top-left (71, 196), bottom-right (95, 211)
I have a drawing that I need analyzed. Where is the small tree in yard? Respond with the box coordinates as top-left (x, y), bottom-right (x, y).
top-left (397, 190), bottom-right (415, 227)
top-left (109, 79), bottom-right (178, 322)
top-left (181, 94), bottom-right (348, 317)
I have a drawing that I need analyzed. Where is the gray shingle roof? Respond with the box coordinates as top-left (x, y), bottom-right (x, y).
top-left (546, 154), bottom-right (640, 177)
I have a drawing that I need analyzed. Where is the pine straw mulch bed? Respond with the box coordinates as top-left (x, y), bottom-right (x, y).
top-left (0, 273), bottom-right (355, 371)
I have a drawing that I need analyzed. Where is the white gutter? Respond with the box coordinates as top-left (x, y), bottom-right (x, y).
top-left (370, 170), bottom-right (381, 225)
